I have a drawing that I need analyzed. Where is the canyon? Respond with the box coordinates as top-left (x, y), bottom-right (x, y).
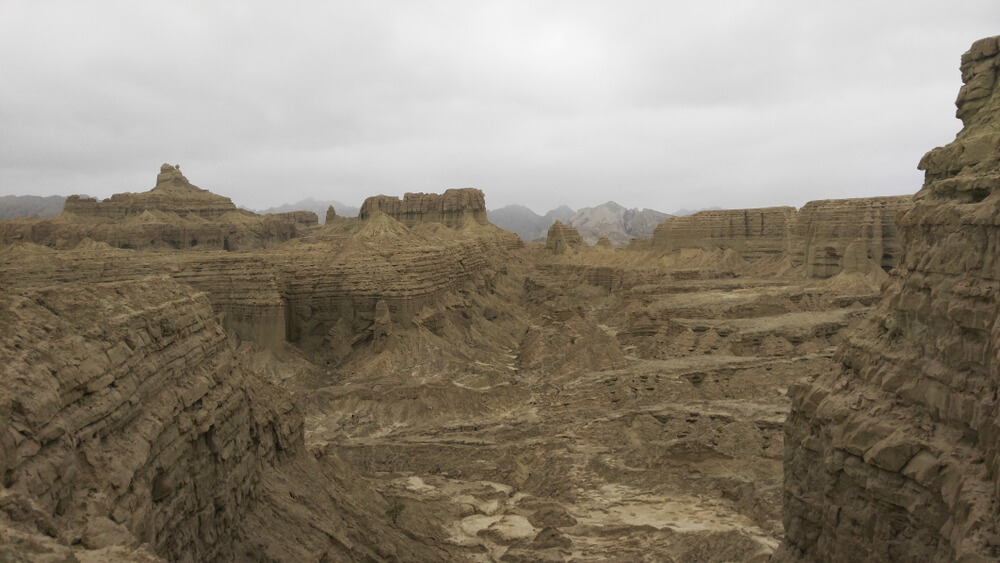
top-left (1, 35), bottom-right (997, 562)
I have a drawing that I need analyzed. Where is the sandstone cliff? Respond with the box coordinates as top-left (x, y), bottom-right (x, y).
top-left (358, 188), bottom-right (488, 228)
top-left (777, 36), bottom-right (1000, 562)
top-left (790, 196), bottom-right (911, 278)
top-left (544, 220), bottom-right (584, 254)
top-left (648, 196), bottom-right (912, 278)
top-left (0, 164), bottom-right (317, 251)
top-left (0, 277), bottom-right (450, 561)
top-left (652, 206), bottom-right (797, 261)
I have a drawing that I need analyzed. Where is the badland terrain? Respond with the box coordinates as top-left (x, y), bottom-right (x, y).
top-left (0, 36), bottom-right (998, 562)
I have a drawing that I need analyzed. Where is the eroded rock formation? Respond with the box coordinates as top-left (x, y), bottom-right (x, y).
top-left (544, 220), bottom-right (584, 254)
top-left (777, 35), bottom-right (1000, 562)
top-left (0, 164), bottom-right (317, 251)
top-left (652, 206), bottom-right (797, 261)
top-left (0, 277), bottom-right (448, 561)
top-left (649, 196), bottom-right (912, 278)
top-left (790, 196), bottom-right (910, 278)
top-left (358, 188), bottom-right (488, 228)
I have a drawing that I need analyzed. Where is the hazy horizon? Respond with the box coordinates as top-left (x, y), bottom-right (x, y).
top-left (2, 2), bottom-right (998, 214)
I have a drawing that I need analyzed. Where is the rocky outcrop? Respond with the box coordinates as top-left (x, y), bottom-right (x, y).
top-left (0, 210), bottom-right (520, 361)
top-left (777, 36), bottom-right (1000, 562)
top-left (0, 277), bottom-right (448, 561)
top-left (567, 202), bottom-right (671, 245)
top-left (652, 206), bottom-right (797, 261)
top-left (358, 188), bottom-right (488, 227)
top-left (544, 220), bottom-right (584, 254)
top-left (649, 197), bottom-right (912, 278)
top-left (790, 196), bottom-right (911, 278)
top-left (64, 164), bottom-right (237, 221)
top-left (0, 164), bottom-right (317, 251)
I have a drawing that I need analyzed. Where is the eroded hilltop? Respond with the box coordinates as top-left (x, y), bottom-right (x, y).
top-left (0, 164), bottom-right (316, 251)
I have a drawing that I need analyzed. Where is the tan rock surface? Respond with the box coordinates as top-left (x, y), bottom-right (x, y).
top-left (648, 196), bottom-right (912, 279)
top-left (652, 206), bottom-right (797, 261)
top-left (0, 164), bottom-right (317, 251)
top-left (776, 35), bottom-right (1000, 562)
top-left (789, 196), bottom-right (911, 278)
top-left (358, 188), bottom-right (488, 228)
top-left (544, 220), bottom-right (584, 254)
top-left (0, 277), bottom-right (454, 561)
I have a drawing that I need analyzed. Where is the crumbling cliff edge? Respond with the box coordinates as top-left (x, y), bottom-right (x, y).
top-left (776, 35), bottom-right (1000, 562)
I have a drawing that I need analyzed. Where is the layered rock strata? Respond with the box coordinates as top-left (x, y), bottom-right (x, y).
top-left (649, 196), bottom-right (912, 278)
top-left (358, 188), bottom-right (488, 227)
top-left (0, 164), bottom-right (317, 251)
top-left (777, 35), bottom-right (1000, 562)
top-left (0, 211), bottom-right (520, 361)
top-left (652, 206), bottom-right (797, 261)
top-left (790, 196), bottom-right (911, 277)
top-left (544, 220), bottom-right (584, 254)
top-left (63, 164), bottom-right (237, 221)
top-left (0, 277), bottom-right (447, 561)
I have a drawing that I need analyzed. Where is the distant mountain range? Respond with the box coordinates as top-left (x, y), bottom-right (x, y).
top-left (0, 195), bottom-right (71, 220)
top-left (567, 202), bottom-right (672, 245)
top-left (487, 204), bottom-right (575, 242)
top-left (489, 202), bottom-right (673, 245)
top-left (256, 198), bottom-right (360, 223)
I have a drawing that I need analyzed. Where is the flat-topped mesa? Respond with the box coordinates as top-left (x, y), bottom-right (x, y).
top-left (652, 206), bottom-right (796, 261)
top-left (648, 197), bottom-right (913, 277)
top-left (64, 164), bottom-right (238, 221)
top-left (358, 188), bottom-right (488, 228)
top-left (790, 195), bottom-right (912, 278)
top-left (3, 164), bottom-right (317, 250)
top-left (777, 36), bottom-right (1000, 562)
top-left (545, 220), bottom-right (585, 254)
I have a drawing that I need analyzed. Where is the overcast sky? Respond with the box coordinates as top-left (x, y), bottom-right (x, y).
top-left (1, 2), bottom-right (997, 214)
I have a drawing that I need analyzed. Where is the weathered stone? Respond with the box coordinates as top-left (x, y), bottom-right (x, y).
top-left (359, 188), bottom-right (488, 227)
top-left (544, 220), bottom-right (584, 254)
top-left (0, 164), bottom-right (317, 251)
top-left (776, 35), bottom-right (1000, 563)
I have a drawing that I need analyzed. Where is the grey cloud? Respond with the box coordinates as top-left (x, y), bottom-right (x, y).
top-left (1, 1), bottom-right (998, 215)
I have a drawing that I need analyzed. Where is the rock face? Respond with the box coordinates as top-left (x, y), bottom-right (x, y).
top-left (0, 164), bottom-right (317, 251)
top-left (63, 164), bottom-right (238, 221)
top-left (652, 206), bottom-right (797, 261)
top-left (0, 277), bottom-right (446, 561)
top-left (567, 201), bottom-right (672, 245)
top-left (790, 196), bottom-right (911, 278)
top-left (544, 220), bottom-right (584, 254)
top-left (777, 36), bottom-right (1000, 561)
top-left (650, 197), bottom-right (912, 278)
top-left (358, 188), bottom-right (488, 227)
